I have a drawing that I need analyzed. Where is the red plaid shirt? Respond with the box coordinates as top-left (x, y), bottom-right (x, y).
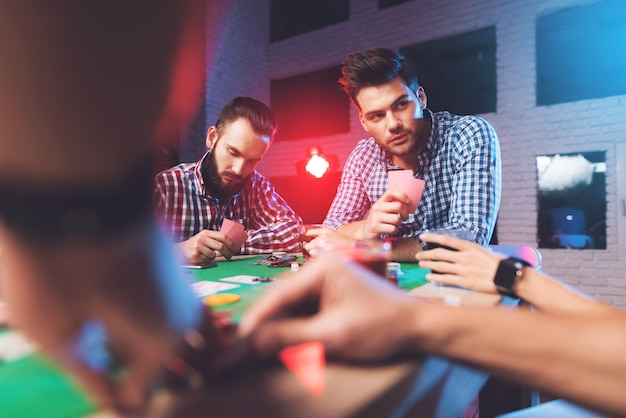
top-left (154, 151), bottom-right (302, 254)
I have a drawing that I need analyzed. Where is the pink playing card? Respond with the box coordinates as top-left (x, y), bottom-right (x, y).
top-left (387, 169), bottom-right (425, 213)
top-left (220, 218), bottom-right (247, 251)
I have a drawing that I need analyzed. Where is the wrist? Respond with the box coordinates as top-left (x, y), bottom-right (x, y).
top-left (404, 301), bottom-right (448, 354)
top-left (493, 257), bottom-right (531, 297)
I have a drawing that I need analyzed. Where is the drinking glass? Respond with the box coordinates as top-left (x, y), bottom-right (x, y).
top-left (422, 228), bottom-right (474, 274)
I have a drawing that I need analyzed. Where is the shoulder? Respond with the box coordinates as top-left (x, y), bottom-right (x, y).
top-left (433, 111), bottom-right (498, 147)
top-left (155, 162), bottom-right (195, 185)
top-left (248, 170), bottom-right (274, 190)
top-left (346, 137), bottom-right (381, 167)
top-left (353, 137), bottom-right (379, 153)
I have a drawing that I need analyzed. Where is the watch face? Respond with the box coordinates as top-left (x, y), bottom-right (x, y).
top-left (494, 258), bottom-right (524, 296)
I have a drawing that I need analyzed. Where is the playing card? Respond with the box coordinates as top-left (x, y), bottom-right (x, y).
top-left (0, 331), bottom-right (37, 362)
top-left (388, 169), bottom-right (425, 213)
top-left (220, 219), bottom-right (247, 251)
top-left (190, 281), bottom-right (240, 298)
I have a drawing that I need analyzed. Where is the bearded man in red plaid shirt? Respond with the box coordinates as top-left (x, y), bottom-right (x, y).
top-left (154, 97), bottom-right (302, 266)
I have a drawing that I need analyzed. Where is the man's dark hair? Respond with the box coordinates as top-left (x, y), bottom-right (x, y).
top-left (338, 48), bottom-right (419, 108)
top-left (215, 96), bottom-right (277, 140)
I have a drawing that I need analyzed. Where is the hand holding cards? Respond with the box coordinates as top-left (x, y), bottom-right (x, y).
top-left (388, 169), bottom-right (425, 213)
top-left (221, 218), bottom-right (247, 252)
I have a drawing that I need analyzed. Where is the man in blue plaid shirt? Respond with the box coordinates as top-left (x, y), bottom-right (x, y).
top-left (309, 48), bottom-right (501, 261)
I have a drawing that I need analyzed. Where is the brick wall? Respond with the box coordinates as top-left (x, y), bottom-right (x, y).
top-left (191, 0), bottom-right (626, 308)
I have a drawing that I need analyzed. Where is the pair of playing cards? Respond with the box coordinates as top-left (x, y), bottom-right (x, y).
top-left (388, 169), bottom-right (425, 213)
top-left (191, 275), bottom-right (271, 298)
top-left (221, 218), bottom-right (247, 251)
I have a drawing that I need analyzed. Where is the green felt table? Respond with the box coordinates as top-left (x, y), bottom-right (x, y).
top-left (185, 255), bottom-right (429, 322)
top-left (0, 256), bottom-right (429, 418)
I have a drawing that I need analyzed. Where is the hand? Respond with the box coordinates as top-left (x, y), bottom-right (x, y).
top-left (302, 228), bottom-right (356, 258)
top-left (416, 232), bottom-right (504, 293)
top-left (0, 224), bottom-right (210, 412)
top-left (360, 190), bottom-right (411, 239)
top-left (239, 252), bottom-right (417, 361)
top-left (177, 230), bottom-right (235, 265)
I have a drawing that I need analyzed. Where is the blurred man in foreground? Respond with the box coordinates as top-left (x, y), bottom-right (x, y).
top-left (0, 1), bottom-right (221, 411)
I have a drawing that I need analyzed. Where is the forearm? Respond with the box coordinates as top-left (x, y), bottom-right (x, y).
top-left (515, 268), bottom-right (612, 316)
top-left (245, 218), bottom-right (302, 253)
top-left (408, 304), bottom-right (626, 416)
top-left (336, 221), bottom-right (367, 240)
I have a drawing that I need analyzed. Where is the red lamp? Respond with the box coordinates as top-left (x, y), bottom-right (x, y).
top-left (305, 147), bottom-right (330, 178)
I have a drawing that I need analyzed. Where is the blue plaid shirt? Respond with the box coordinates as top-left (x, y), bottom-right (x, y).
top-left (324, 110), bottom-right (501, 246)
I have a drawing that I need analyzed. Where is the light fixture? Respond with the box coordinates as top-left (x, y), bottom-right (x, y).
top-left (305, 147), bottom-right (330, 178)
top-left (296, 146), bottom-right (337, 179)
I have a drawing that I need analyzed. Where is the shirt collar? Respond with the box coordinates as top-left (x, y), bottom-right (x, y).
top-left (195, 150), bottom-right (211, 196)
top-left (415, 108), bottom-right (436, 177)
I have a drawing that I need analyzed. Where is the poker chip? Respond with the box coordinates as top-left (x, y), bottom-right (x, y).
top-left (203, 293), bottom-right (241, 307)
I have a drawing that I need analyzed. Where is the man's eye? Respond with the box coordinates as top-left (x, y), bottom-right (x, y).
top-left (396, 101), bottom-right (409, 109)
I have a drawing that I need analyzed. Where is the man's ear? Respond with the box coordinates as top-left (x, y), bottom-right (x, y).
top-left (417, 86), bottom-right (427, 110)
top-left (206, 126), bottom-right (218, 148)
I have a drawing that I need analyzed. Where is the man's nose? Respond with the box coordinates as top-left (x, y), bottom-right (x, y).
top-left (387, 112), bottom-right (402, 132)
top-left (231, 160), bottom-right (243, 175)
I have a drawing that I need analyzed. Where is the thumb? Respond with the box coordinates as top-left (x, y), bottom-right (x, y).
top-left (250, 316), bottom-right (328, 357)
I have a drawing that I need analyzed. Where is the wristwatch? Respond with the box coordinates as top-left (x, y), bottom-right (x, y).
top-left (493, 257), bottom-right (531, 297)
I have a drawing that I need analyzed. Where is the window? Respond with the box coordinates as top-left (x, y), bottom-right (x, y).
top-left (536, 151), bottom-right (607, 249)
top-left (270, 0), bottom-right (349, 42)
top-left (270, 66), bottom-right (350, 141)
top-left (536, 0), bottom-right (626, 105)
top-left (401, 27), bottom-right (497, 115)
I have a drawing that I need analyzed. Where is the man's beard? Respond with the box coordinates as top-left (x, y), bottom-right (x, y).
top-left (202, 149), bottom-right (247, 200)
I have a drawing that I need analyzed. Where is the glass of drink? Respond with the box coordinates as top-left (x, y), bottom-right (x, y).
top-left (421, 228), bottom-right (474, 274)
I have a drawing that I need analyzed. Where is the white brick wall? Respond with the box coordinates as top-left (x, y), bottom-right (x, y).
top-left (191, 0), bottom-right (626, 308)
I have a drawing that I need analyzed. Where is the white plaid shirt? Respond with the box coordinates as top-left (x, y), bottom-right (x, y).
top-left (154, 151), bottom-right (302, 254)
top-left (324, 110), bottom-right (501, 246)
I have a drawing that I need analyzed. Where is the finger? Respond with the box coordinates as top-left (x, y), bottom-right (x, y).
top-left (195, 245), bottom-right (216, 263)
top-left (419, 232), bottom-right (452, 248)
top-left (419, 259), bottom-right (457, 275)
top-left (419, 232), bottom-right (474, 251)
top-left (52, 348), bottom-right (116, 409)
top-left (115, 351), bottom-right (164, 413)
top-left (382, 189), bottom-right (411, 205)
top-left (418, 246), bottom-right (457, 263)
top-left (205, 235), bottom-right (234, 259)
top-left (304, 228), bottom-right (328, 239)
top-left (249, 316), bottom-right (327, 357)
top-left (425, 271), bottom-right (461, 286)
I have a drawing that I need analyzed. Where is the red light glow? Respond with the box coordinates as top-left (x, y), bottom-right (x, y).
top-left (306, 154), bottom-right (330, 178)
